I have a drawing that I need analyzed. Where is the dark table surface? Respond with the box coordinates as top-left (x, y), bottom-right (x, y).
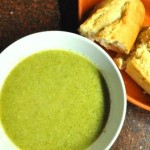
top-left (0, 0), bottom-right (150, 149)
top-left (111, 102), bottom-right (150, 150)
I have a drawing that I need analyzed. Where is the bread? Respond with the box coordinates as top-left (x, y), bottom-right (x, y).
top-left (125, 27), bottom-right (150, 95)
top-left (0, 0), bottom-right (60, 52)
top-left (78, 0), bottom-right (145, 54)
top-left (114, 26), bottom-right (150, 69)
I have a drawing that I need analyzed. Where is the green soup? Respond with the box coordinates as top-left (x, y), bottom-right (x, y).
top-left (0, 50), bottom-right (109, 150)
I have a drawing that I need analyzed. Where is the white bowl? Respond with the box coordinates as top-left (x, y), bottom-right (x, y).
top-left (0, 31), bottom-right (126, 150)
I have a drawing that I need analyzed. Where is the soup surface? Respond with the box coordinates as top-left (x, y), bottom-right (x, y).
top-left (0, 50), bottom-right (109, 150)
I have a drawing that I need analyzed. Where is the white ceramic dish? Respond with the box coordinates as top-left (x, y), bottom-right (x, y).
top-left (0, 31), bottom-right (126, 150)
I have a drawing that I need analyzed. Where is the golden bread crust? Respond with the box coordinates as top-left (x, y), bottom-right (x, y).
top-left (126, 47), bottom-right (150, 94)
top-left (79, 0), bottom-right (145, 54)
top-left (125, 26), bottom-right (150, 94)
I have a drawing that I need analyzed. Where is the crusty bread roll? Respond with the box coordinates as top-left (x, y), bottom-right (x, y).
top-left (125, 26), bottom-right (150, 95)
top-left (78, 0), bottom-right (145, 54)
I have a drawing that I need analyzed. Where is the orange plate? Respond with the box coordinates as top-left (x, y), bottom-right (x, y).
top-left (78, 0), bottom-right (150, 111)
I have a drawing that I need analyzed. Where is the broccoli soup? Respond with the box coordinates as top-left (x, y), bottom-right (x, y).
top-left (0, 50), bottom-right (109, 150)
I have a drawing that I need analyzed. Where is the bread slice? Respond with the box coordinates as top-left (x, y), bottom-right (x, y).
top-left (126, 44), bottom-right (150, 94)
top-left (114, 26), bottom-right (150, 69)
top-left (124, 26), bottom-right (150, 95)
top-left (78, 0), bottom-right (145, 54)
